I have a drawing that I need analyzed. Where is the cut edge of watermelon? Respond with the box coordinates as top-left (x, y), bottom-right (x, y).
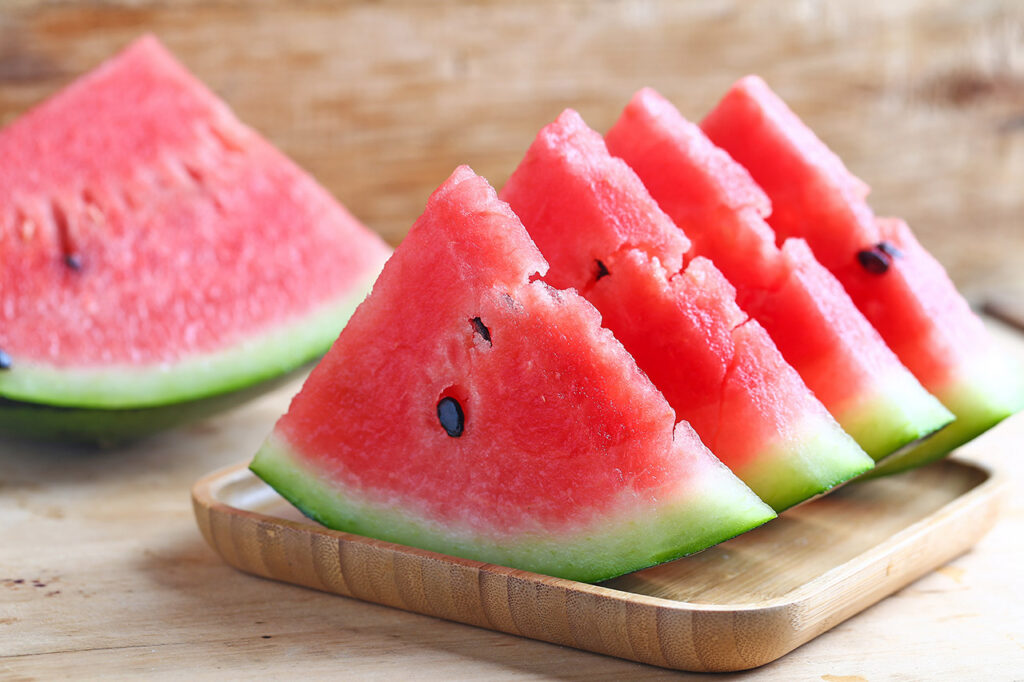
top-left (735, 417), bottom-right (875, 512)
top-left (0, 261), bottom-right (385, 409)
top-left (250, 433), bottom-right (777, 584)
top-left (833, 368), bottom-right (955, 462)
top-left (866, 356), bottom-right (1024, 476)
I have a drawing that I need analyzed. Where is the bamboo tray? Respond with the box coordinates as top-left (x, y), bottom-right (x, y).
top-left (192, 458), bottom-right (1004, 672)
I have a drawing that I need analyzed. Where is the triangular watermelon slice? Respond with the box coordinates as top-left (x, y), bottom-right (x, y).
top-left (702, 76), bottom-right (1023, 474)
top-left (604, 88), bottom-right (954, 462)
top-left (0, 37), bottom-right (391, 442)
top-left (250, 166), bottom-right (775, 583)
top-left (500, 110), bottom-right (874, 511)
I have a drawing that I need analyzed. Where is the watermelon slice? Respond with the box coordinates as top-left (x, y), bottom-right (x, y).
top-left (604, 88), bottom-right (953, 462)
top-left (0, 37), bottom-right (391, 442)
top-left (702, 76), bottom-right (1023, 474)
top-left (500, 110), bottom-right (874, 511)
top-left (250, 166), bottom-right (775, 583)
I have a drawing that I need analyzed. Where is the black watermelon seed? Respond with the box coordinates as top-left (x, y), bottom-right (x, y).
top-left (857, 248), bottom-right (891, 274)
top-left (877, 241), bottom-right (904, 260)
top-left (470, 316), bottom-right (491, 345)
top-left (595, 259), bottom-right (610, 281)
top-left (64, 253), bottom-right (83, 271)
top-left (437, 397), bottom-right (464, 437)
top-left (0, 349), bottom-right (10, 370)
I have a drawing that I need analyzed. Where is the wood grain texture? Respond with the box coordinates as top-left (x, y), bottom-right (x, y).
top-left (1, 0), bottom-right (1022, 298)
top-left (190, 458), bottom-right (1005, 673)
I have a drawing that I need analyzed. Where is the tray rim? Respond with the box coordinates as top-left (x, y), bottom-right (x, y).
top-left (191, 457), bottom-right (1006, 672)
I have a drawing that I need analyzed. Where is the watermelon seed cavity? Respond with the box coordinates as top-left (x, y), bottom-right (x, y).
top-left (471, 317), bottom-right (491, 345)
top-left (0, 349), bottom-right (11, 370)
top-left (437, 397), bottom-right (464, 437)
top-left (595, 259), bottom-right (610, 281)
top-left (50, 200), bottom-right (83, 273)
top-left (856, 247), bottom-right (891, 274)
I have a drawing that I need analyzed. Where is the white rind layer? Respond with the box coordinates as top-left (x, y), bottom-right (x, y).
top-left (832, 369), bottom-right (954, 462)
top-left (250, 431), bottom-right (776, 584)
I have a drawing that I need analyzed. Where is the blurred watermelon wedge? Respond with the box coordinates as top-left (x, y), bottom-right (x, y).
top-left (0, 37), bottom-right (391, 443)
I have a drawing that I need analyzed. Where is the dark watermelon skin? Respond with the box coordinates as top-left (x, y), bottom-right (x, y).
top-left (0, 368), bottom-right (305, 447)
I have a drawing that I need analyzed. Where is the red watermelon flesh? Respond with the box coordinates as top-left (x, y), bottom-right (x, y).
top-left (251, 166), bottom-right (775, 583)
top-left (604, 88), bottom-right (953, 462)
top-left (702, 76), bottom-right (1022, 474)
top-left (0, 36), bottom-right (391, 422)
top-left (500, 110), bottom-right (873, 511)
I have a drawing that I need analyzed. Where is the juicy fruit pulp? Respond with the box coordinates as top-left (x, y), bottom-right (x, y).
top-left (252, 166), bottom-right (775, 583)
top-left (604, 88), bottom-right (953, 462)
top-left (0, 36), bottom-right (391, 441)
top-left (500, 110), bottom-right (873, 511)
top-left (702, 75), bottom-right (1022, 474)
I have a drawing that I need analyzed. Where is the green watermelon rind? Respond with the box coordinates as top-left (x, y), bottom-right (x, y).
top-left (0, 370), bottom-right (302, 446)
top-left (864, 358), bottom-right (1024, 477)
top-left (737, 421), bottom-right (875, 512)
top-left (834, 370), bottom-right (954, 462)
top-left (250, 435), bottom-right (777, 584)
top-left (0, 263), bottom-right (385, 411)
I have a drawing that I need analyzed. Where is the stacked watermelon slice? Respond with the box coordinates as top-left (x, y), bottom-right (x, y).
top-left (255, 83), bottom-right (1020, 580)
top-left (256, 78), bottom-right (1021, 581)
top-left (499, 110), bottom-right (873, 511)
top-left (700, 76), bottom-right (1023, 474)
top-left (4, 40), bottom-right (1016, 582)
top-left (604, 89), bottom-right (955, 463)
top-left (252, 166), bottom-right (776, 582)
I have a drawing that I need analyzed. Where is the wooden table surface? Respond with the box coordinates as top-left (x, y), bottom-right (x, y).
top-left (3, 1), bottom-right (1024, 679)
top-left (2, 320), bottom-right (1022, 680)
top-left (2, 0), bottom-right (1023, 295)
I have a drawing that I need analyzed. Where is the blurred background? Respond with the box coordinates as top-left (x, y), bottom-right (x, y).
top-left (2, 0), bottom-right (1021, 300)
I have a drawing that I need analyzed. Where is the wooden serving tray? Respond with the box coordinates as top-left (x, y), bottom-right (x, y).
top-left (192, 458), bottom-right (1004, 673)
